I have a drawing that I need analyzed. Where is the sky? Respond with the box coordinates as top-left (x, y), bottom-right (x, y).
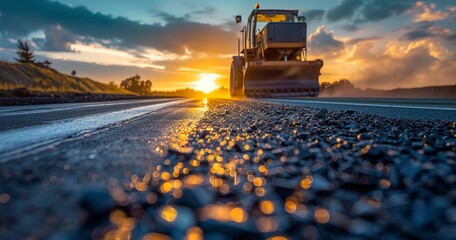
top-left (0, 0), bottom-right (455, 90)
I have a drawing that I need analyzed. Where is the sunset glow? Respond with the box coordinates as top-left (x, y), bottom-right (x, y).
top-left (0, 1), bottom-right (455, 90)
top-left (193, 73), bottom-right (219, 93)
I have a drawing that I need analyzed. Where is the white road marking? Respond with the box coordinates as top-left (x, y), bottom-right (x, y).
top-left (0, 99), bottom-right (190, 157)
top-left (261, 99), bottom-right (456, 111)
top-left (0, 98), bottom-right (175, 116)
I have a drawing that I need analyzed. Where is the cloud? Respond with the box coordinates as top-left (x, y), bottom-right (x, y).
top-left (0, 0), bottom-right (237, 55)
top-left (308, 26), bottom-right (345, 57)
top-left (191, 7), bottom-right (219, 16)
top-left (324, 0), bottom-right (416, 28)
top-left (341, 23), bottom-right (359, 32)
top-left (345, 37), bottom-right (381, 45)
top-left (413, 1), bottom-right (449, 22)
top-left (350, 40), bottom-right (456, 89)
top-left (42, 24), bottom-right (82, 52)
top-left (301, 9), bottom-right (325, 23)
top-left (357, 0), bottom-right (415, 23)
top-left (348, 41), bottom-right (376, 60)
top-left (154, 12), bottom-right (187, 23)
top-left (447, 34), bottom-right (456, 41)
top-left (451, 6), bottom-right (456, 22)
top-left (326, 0), bottom-right (364, 22)
top-left (401, 21), bottom-right (454, 41)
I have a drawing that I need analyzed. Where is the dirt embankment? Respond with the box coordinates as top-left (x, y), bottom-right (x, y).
top-left (0, 61), bottom-right (140, 105)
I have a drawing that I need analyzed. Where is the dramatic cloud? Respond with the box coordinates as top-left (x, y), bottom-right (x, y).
top-left (42, 24), bottom-right (82, 52)
top-left (348, 41), bottom-right (376, 60)
top-left (357, 0), bottom-right (415, 23)
top-left (301, 9), bottom-right (325, 23)
top-left (308, 26), bottom-right (345, 57)
top-left (325, 0), bottom-right (416, 27)
top-left (326, 0), bottom-right (363, 22)
top-left (345, 37), bottom-right (381, 45)
top-left (413, 1), bottom-right (449, 22)
top-left (350, 40), bottom-right (456, 89)
top-left (1, 0), bottom-right (455, 90)
top-left (0, 0), bottom-right (237, 54)
top-left (401, 21), bottom-right (454, 41)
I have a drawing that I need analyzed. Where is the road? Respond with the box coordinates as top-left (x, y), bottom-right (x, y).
top-left (0, 98), bottom-right (181, 131)
top-left (0, 98), bottom-right (455, 239)
top-left (256, 98), bottom-right (456, 121)
top-left (0, 98), bottom-right (208, 239)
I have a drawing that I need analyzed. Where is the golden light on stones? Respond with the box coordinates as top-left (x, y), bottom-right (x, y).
top-left (300, 176), bottom-right (313, 189)
top-left (267, 236), bottom-right (288, 240)
top-left (200, 204), bottom-right (247, 223)
top-left (142, 233), bottom-right (171, 240)
top-left (285, 200), bottom-right (297, 213)
top-left (185, 226), bottom-right (203, 240)
top-left (260, 200), bottom-right (275, 214)
top-left (314, 208), bottom-right (330, 224)
top-left (253, 177), bottom-right (265, 187)
top-left (255, 187), bottom-right (266, 197)
top-left (0, 193), bottom-right (10, 203)
top-left (380, 179), bottom-right (391, 189)
top-left (160, 206), bottom-right (178, 222)
top-left (184, 174), bottom-right (205, 187)
top-left (136, 182), bottom-right (148, 192)
top-left (230, 207), bottom-right (246, 223)
top-left (190, 159), bottom-right (200, 167)
top-left (160, 182), bottom-right (173, 193)
top-left (106, 210), bottom-right (136, 240)
top-left (161, 172), bottom-right (171, 180)
top-left (257, 217), bottom-right (278, 232)
top-left (258, 165), bottom-right (268, 175)
top-left (210, 177), bottom-right (224, 188)
top-left (172, 179), bottom-right (183, 188)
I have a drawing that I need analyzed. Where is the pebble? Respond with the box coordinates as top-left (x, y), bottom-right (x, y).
top-left (314, 108), bottom-right (328, 118)
top-left (74, 99), bottom-right (456, 239)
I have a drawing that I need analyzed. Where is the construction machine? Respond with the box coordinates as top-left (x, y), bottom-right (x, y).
top-left (230, 5), bottom-right (324, 98)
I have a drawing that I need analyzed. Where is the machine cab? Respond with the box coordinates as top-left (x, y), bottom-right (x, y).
top-left (244, 9), bottom-right (307, 62)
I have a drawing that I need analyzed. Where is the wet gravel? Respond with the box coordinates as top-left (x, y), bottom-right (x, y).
top-left (71, 99), bottom-right (456, 240)
top-left (2, 99), bottom-right (456, 239)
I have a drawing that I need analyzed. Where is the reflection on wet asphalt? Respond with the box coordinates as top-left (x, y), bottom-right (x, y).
top-left (1, 99), bottom-right (456, 240)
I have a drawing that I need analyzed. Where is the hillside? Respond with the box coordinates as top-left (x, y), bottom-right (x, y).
top-left (0, 61), bottom-right (132, 94)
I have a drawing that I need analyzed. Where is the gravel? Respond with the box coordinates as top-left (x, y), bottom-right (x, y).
top-left (1, 99), bottom-right (456, 239)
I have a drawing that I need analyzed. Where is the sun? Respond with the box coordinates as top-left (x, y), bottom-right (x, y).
top-left (193, 73), bottom-right (219, 93)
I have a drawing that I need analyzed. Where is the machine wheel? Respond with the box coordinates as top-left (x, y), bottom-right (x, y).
top-left (230, 57), bottom-right (244, 97)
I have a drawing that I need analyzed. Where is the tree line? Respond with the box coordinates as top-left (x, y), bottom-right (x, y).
top-left (119, 74), bottom-right (152, 96)
top-left (320, 79), bottom-right (355, 91)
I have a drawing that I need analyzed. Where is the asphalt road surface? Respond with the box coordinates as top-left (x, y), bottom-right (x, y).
top-left (0, 98), bottom-right (191, 162)
top-left (0, 98), bottom-right (455, 240)
top-left (256, 98), bottom-right (456, 121)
